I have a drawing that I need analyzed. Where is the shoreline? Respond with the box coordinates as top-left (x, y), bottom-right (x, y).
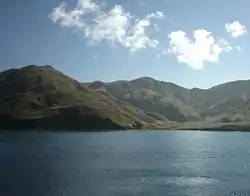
top-left (1, 128), bottom-right (250, 132)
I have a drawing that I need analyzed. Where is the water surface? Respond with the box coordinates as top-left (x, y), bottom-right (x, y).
top-left (1, 131), bottom-right (250, 196)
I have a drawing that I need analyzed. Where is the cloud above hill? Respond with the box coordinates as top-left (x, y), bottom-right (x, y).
top-left (49, 0), bottom-right (164, 52)
top-left (167, 29), bottom-right (232, 69)
top-left (225, 21), bottom-right (247, 38)
top-left (50, 0), bottom-right (247, 69)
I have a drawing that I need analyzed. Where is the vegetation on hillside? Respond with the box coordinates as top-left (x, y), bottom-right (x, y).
top-left (2, 65), bottom-right (250, 131)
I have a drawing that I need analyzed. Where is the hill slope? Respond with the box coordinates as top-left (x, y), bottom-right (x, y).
top-left (2, 65), bottom-right (250, 131)
top-left (101, 77), bottom-right (201, 122)
top-left (0, 65), bottom-right (170, 130)
top-left (88, 77), bottom-right (250, 126)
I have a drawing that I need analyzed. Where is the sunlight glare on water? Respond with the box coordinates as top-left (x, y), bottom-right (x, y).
top-left (1, 131), bottom-right (250, 196)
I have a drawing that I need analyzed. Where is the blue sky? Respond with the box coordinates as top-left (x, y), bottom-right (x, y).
top-left (0, 0), bottom-right (249, 88)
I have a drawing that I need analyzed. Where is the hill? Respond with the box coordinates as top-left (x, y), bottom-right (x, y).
top-left (94, 77), bottom-right (201, 122)
top-left (88, 76), bottom-right (250, 130)
top-left (0, 65), bottom-right (170, 130)
top-left (2, 65), bottom-right (250, 131)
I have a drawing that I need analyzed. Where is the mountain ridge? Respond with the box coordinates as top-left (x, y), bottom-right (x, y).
top-left (2, 65), bottom-right (250, 90)
top-left (1, 65), bottom-right (250, 131)
top-left (0, 65), bottom-right (172, 130)
top-left (87, 71), bottom-right (250, 125)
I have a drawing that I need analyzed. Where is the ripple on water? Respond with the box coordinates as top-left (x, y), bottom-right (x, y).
top-left (166, 175), bottom-right (218, 186)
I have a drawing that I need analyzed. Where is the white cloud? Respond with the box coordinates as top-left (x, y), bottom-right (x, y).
top-left (77, 0), bottom-right (99, 11)
top-left (49, 0), bottom-right (164, 52)
top-left (225, 21), bottom-right (247, 38)
top-left (49, 0), bottom-right (100, 28)
top-left (84, 5), bottom-right (131, 43)
top-left (146, 11), bottom-right (165, 20)
top-left (168, 29), bottom-right (232, 69)
top-left (124, 18), bottom-right (159, 52)
top-left (49, 3), bottom-right (85, 28)
top-left (218, 39), bottom-right (232, 52)
top-left (50, 1), bottom-right (243, 67)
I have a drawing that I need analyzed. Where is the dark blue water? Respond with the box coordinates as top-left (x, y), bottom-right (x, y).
top-left (1, 131), bottom-right (250, 196)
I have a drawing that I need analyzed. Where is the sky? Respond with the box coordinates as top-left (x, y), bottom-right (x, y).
top-left (0, 0), bottom-right (249, 89)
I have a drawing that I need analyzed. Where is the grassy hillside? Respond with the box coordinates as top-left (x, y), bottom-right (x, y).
top-left (88, 77), bottom-right (201, 122)
top-left (0, 65), bottom-right (170, 130)
top-left (2, 65), bottom-right (250, 131)
top-left (88, 76), bottom-right (250, 130)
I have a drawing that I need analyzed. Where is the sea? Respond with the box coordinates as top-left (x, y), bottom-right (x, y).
top-left (1, 131), bottom-right (250, 196)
